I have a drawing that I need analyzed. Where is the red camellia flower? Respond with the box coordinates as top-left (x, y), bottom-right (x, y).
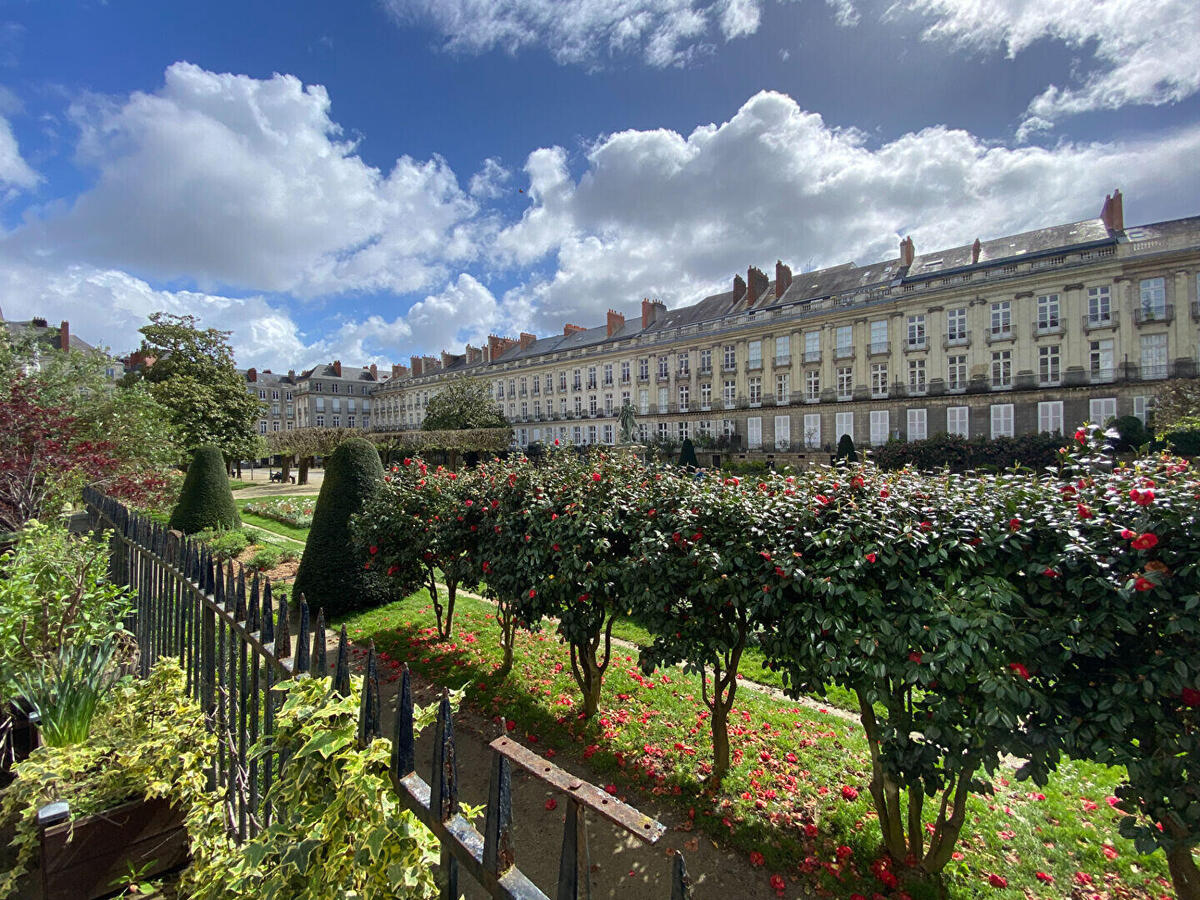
top-left (803, 823), bottom-right (818, 838)
top-left (988, 873), bottom-right (1008, 888)
top-left (1133, 576), bottom-right (1154, 592)
top-left (836, 845), bottom-right (853, 860)
top-left (528, 588), bottom-right (537, 598)
top-left (919, 521), bottom-right (931, 530)
top-left (387, 565), bottom-right (399, 576)
top-left (1043, 567), bottom-right (1059, 577)
top-left (1009, 517), bottom-right (1021, 531)
top-left (1180, 687), bottom-right (1200, 707)
top-left (749, 851), bottom-right (765, 867)
top-left (369, 545), bottom-right (379, 555)
top-left (402, 457), bottom-right (412, 466)
top-left (908, 652), bottom-right (922, 664)
top-left (1074, 428), bottom-right (1086, 444)
top-left (1035, 871), bottom-right (1054, 883)
top-left (1076, 503), bottom-right (1093, 519)
top-left (545, 797), bottom-right (557, 811)
top-left (604, 784), bottom-right (617, 795)
top-left (865, 552), bottom-right (876, 563)
top-left (816, 494), bottom-right (830, 505)
top-left (1130, 488), bottom-right (1155, 505)
top-left (1131, 532), bottom-right (1159, 550)
top-left (1120, 528), bottom-right (1136, 540)
top-left (1008, 662), bottom-right (1030, 679)
top-left (769, 874), bottom-right (786, 895)
top-left (879, 488), bottom-right (890, 498)
top-left (841, 785), bottom-right (859, 801)
top-left (591, 472), bottom-right (601, 482)
top-left (1074, 872), bottom-right (1093, 886)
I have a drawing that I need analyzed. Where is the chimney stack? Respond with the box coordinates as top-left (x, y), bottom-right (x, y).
top-left (31, 317), bottom-right (47, 328)
top-left (410, 355), bottom-right (423, 376)
top-left (732, 275), bottom-right (746, 304)
top-left (369, 363), bottom-right (378, 379)
top-left (563, 323), bottom-right (586, 336)
top-left (519, 332), bottom-right (536, 351)
top-left (246, 367), bottom-right (257, 382)
top-left (1100, 189), bottom-right (1124, 232)
top-left (775, 261), bottom-right (792, 299)
top-left (423, 355), bottom-right (439, 373)
top-left (288, 369), bottom-right (295, 380)
top-left (332, 360), bottom-right (342, 377)
top-left (971, 238), bottom-right (982, 265)
top-left (488, 334), bottom-right (518, 360)
top-left (641, 298), bottom-right (665, 329)
top-left (58, 321), bottom-right (70, 352)
top-left (606, 309), bottom-right (625, 337)
top-left (392, 363), bottom-right (410, 379)
top-left (899, 236), bottom-right (915, 268)
top-left (745, 266), bottom-right (770, 307)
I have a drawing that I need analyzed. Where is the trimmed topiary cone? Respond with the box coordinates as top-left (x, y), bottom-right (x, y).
top-left (168, 445), bottom-right (240, 534)
top-left (292, 437), bottom-right (386, 619)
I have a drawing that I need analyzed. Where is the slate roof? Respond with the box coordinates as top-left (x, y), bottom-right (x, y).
top-left (2, 320), bottom-right (99, 354)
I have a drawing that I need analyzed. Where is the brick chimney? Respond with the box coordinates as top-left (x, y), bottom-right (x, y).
top-left (519, 332), bottom-right (536, 351)
top-left (745, 266), bottom-right (769, 307)
top-left (1100, 189), bottom-right (1124, 232)
top-left (246, 367), bottom-right (258, 382)
top-left (488, 334), bottom-right (518, 360)
top-left (606, 309), bottom-right (625, 337)
top-left (410, 355), bottom-right (423, 376)
top-left (774, 261), bottom-right (792, 299)
top-left (423, 355), bottom-right (440, 372)
top-left (392, 363), bottom-right (410, 379)
top-left (332, 360), bottom-right (342, 377)
top-left (563, 323), bottom-right (586, 336)
top-left (732, 275), bottom-right (746, 304)
top-left (369, 363), bottom-right (378, 379)
top-left (899, 236), bottom-right (915, 268)
top-left (641, 298), bottom-right (666, 329)
top-left (31, 317), bottom-right (47, 328)
top-left (288, 369), bottom-right (295, 380)
top-left (971, 238), bottom-right (981, 264)
top-left (58, 321), bottom-right (70, 352)
top-left (465, 344), bottom-right (479, 365)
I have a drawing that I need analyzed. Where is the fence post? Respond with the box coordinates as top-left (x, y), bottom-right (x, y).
top-left (392, 665), bottom-right (414, 778)
top-left (333, 625), bottom-right (351, 697)
top-left (482, 748), bottom-right (514, 878)
top-left (671, 852), bottom-right (691, 900)
top-left (431, 692), bottom-right (460, 900)
top-left (556, 798), bottom-right (580, 900)
top-left (312, 608), bottom-right (327, 674)
top-left (294, 597), bottom-right (311, 674)
top-left (358, 643), bottom-right (381, 747)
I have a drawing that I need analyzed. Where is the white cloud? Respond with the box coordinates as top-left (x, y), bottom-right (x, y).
top-left (5, 62), bottom-right (480, 298)
top-left (384, 0), bottom-right (770, 68)
top-left (0, 113), bottom-right (38, 197)
top-left (469, 157), bottom-right (512, 199)
top-left (825, 0), bottom-right (860, 27)
top-left (491, 90), bottom-right (1200, 333)
top-left (902, 0), bottom-right (1200, 126)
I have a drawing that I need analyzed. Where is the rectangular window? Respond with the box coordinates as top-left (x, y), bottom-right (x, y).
top-left (574, 396), bottom-right (582, 415)
top-left (870, 410), bottom-right (889, 445)
top-left (521, 402), bottom-right (528, 420)
top-left (835, 412), bottom-right (854, 445)
top-left (533, 400), bottom-right (542, 419)
top-left (1037, 293), bottom-right (1061, 330)
top-left (331, 384), bottom-right (339, 394)
top-left (1088, 286), bottom-right (1112, 324)
top-left (804, 331), bottom-right (820, 362)
top-left (620, 361), bottom-right (630, 383)
top-left (723, 380), bottom-right (736, 407)
top-left (947, 406), bottom-right (969, 438)
top-left (545, 373), bottom-right (554, 393)
top-left (870, 362), bottom-right (888, 397)
top-left (678, 385), bottom-right (689, 412)
top-left (775, 373), bottom-right (789, 404)
top-left (1039, 345), bottom-right (1061, 385)
top-left (677, 421), bottom-right (690, 441)
top-left (1133, 396), bottom-right (1151, 424)
top-left (315, 414), bottom-right (324, 427)
top-left (677, 352), bottom-right (689, 376)
top-left (699, 349), bottom-right (712, 373)
top-left (991, 350), bottom-right (1012, 388)
top-left (332, 415), bottom-right (341, 427)
top-left (908, 359), bottom-right (926, 394)
top-left (907, 408), bottom-right (927, 441)
top-left (836, 366), bottom-right (853, 400)
top-left (588, 366), bottom-right (598, 388)
top-left (604, 394), bottom-right (614, 415)
top-left (573, 426), bottom-right (582, 444)
top-left (748, 340), bottom-right (762, 368)
top-left (700, 383), bottom-right (711, 409)
top-left (1090, 339), bottom-right (1115, 382)
top-left (1090, 397), bottom-right (1117, 425)
top-left (638, 358), bottom-right (649, 380)
top-left (805, 370), bottom-right (820, 401)
top-left (947, 308), bottom-right (967, 342)
top-left (1141, 333), bottom-right (1168, 379)
top-left (258, 421), bottom-right (267, 434)
top-left (748, 376), bottom-right (762, 406)
top-left (559, 371), bottom-right (567, 391)
top-left (658, 386), bottom-right (668, 411)
top-left (603, 424), bottom-right (614, 444)
top-left (835, 325), bottom-right (853, 358)
top-left (1038, 401), bottom-right (1063, 435)
top-left (947, 355), bottom-right (967, 391)
top-left (572, 370), bottom-right (581, 390)
top-left (603, 364), bottom-right (613, 386)
top-left (587, 425), bottom-right (597, 445)
top-left (990, 404), bottom-right (1014, 438)
top-left (804, 413), bottom-right (821, 448)
top-left (621, 390), bottom-right (630, 409)
top-left (774, 338), bottom-right (790, 366)
top-left (1140, 277), bottom-right (1167, 318)
top-left (907, 315), bottom-right (926, 348)
top-left (722, 419), bottom-right (735, 438)
top-left (990, 301), bottom-right (1012, 336)
top-left (345, 416), bottom-right (353, 429)
top-left (774, 415), bottom-right (791, 450)
top-left (655, 357), bottom-right (666, 379)
top-left (519, 376), bottom-right (527, 396)
top-left (723, 345), bottom-right (736, 370)
top-left (869, 320), bottom-right (888, 354)
top-left (747, 416), bottom-right (762, 449)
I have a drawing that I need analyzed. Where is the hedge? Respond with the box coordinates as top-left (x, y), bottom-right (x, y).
top-left (870, 431), bottom-right (1064, 472)
top-left (168, 445), bottom-right (240, 534)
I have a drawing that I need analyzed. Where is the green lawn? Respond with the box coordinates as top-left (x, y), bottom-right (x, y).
top-left (340, 591), bottom-right (1178, 900)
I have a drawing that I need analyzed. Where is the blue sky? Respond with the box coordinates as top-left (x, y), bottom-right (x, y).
top-left (0, 0), bottom-right (1197, 368)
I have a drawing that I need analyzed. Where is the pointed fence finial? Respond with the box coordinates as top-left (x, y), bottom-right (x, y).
top-left (275, 590), bottom-right (291, 660)
top-left (358, 641), bottom-right (381, 746)
top-left (392, 665), bottom-right (414, 777)
top-left (294, 596), bottom-right (311, 673)
top-left (333, 625), bottom-right (351, 696)
top-left (313, 608), bottom-right (327, 674)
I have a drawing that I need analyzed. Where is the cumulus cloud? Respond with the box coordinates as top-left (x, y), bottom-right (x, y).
top-left (469, 157), bottom-right (512, 199)
top-left (5, 62), bottom-right (480, 298)
top-left (383, 0), bottom-right (774, 67)
top-left (0, 114), bottom-right (38, 197)
top-left (490, 90), bottom-right (1200, 333)
top-left (902, 0), bottom-right (1200, 126)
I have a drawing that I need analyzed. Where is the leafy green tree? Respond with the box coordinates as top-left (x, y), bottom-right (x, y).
top-left (420, 376), bottom-right (507, 431)
top-left (127, 313), bottom-right (261, 461)
top-left (1148, 378), bottom-right (1200, 433)
top-left (168, 445), bottom-right (240, 534)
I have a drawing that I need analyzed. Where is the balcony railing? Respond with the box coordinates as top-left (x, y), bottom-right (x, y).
top-left (1083, 314), bottom-right (1117, 331)
top-left (1139, 364), bottom-right (1169, 380)
top-left (723, 363), bottom-right (737, 372)
top-left (943, 333), bottom-right (969, 349)
top-left (774, 355), bottom-right (791, 367)
top-left (746, 360), bottom-right (762, 372)
top-left (905, 338), bottom-right (927, 351)
top-left (1090, 367), bottom-right (1116, 384)
top-left (1134, 304), bottom-right (1174, 326)
top-left (803, 350), bottom-right (821, 364)
top-left (986, 328), bottom-right (1014, 343)
top-left (1033, 320), bottom-right (1063, 335)
top-left (834, 346), bottom-right (854, 360)
top-left (868, 342), bottom-right (889, 357)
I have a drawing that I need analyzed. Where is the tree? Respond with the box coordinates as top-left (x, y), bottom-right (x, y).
top-left (1148, 379), bottom-right (1200, 433)
top-left (128, 313), bottom-right (262, 461)
top-left (294, 438), bottom-right (387, 618)
top-left (836, 433), bottom-right (857, 461)
top-left (168, 446), bottom-right (240, 534)
top-left (677, 437), bottom-right (698, 468)
top-left (420, 377), bottom-right (507, 431)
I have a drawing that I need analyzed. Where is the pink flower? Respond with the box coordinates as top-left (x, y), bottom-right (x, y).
top-left (1074, 871), bottom-right (1093, 886)
top-left (1121, 528), bottom-right (1136, 539)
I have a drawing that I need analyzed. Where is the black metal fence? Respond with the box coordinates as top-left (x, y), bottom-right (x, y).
top-left (81, 487), bottom-right (691, 899)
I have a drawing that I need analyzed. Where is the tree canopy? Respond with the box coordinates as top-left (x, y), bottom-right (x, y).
top-left (127, 313), bottom-right (262, 460)
top-left (420, 376), bottom-right (507, 431)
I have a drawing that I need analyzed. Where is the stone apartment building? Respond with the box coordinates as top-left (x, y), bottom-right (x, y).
top-left (240, 361), bottom-right (380, 436)
top-left (369, 192), bottom-right (1200, 456)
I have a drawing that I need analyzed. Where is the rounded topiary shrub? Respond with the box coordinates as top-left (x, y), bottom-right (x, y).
top-left (678, 437), bottom-right (698, 468)
top-left (292, 437), bottom-right (386, 619)
top-left (836, 433), bottom-right (857, 462)
top-left (168, 445), bottom-right (240, 534)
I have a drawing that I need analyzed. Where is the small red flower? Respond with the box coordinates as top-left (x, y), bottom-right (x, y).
top-left (505, 719), bottom-right (516, 731)
top-left (1102, 844), bottom-right (1118, 860)
top-left (402, 457), bottom-right (412, 466)
top-left (1009, 517), bottom-right (1021, 531)
top-left (528, 588), bottom-right (537, 598)
top-left (369, 545), bottom-right (379, 555)
top-left (1074, 871), bottom-right (1093, 886)
top-left (841, 785), bottom-right (859, 801)
top-left (1076, 503), bottom-right (1093, 519)
top-left (1074, 428), bottom-right (1086, 444)
top-left (803, 823), bottom-right (818, 837)
top-left (988, 873), bottom-right (1007, 888)
top-left (749, 851), bottom-right (765, 867)
top-left (908, 652), bottom-right (922, 664)
top-left (545, 797), bottom-right (558, 811)
top-left (1131, 488), bottom-right (1155, 506)
top-left (1131, 532), bottom-right (1159, 550)
top-left (1180, 687), bottom-right (1200, 707)
top-left (591, 472), bottom-right (601, 482)
top-left (864, 552), bottom-right (876, 563)
top-left (1133, 576), bottom-right (1154, 592)
top-left (918, 520), bottom-right (931, 530)
top-left (835, 845), bottom-right (853, 860)
top-left (604, 784), bottom-right (617, 795)
top-left (879, 488), bottom-right (889, 499)
top-left (769, 874), bottom-right (786, 895)
top-left (1043, 567), bottom-right (1059, 578)
top-left (1008, 662), bottom-right (1030, 679)
top-left (1120, 528), bottom-right (1135, 539)
top-left (1035, 871), bottom-right (1054, 883)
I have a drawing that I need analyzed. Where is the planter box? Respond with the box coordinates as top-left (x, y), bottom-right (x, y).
top-left (1, 703), bottom-right (39, 787)
top-left (38, 796), bottom-right (189, 900)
